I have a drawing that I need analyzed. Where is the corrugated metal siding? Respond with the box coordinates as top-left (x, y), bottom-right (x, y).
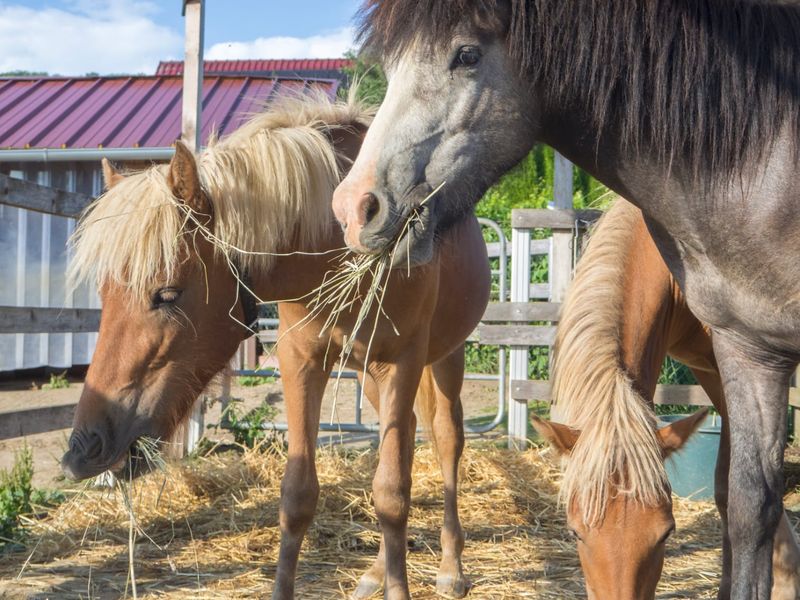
top-left (0, 73), bottom-right (339, 371)
top-left (0, 76), bottom-right (339, 150)
top-left (0, 163), bottom-right (100, 371)
top-left (155, 58), bottom-right (352, 76)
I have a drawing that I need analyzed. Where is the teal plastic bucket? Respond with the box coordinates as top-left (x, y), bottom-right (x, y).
top-left (659, 414), bottom-right (722, 501)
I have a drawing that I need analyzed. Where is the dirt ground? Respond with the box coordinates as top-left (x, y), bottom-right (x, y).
top-left (0, 373), bottom-right (502, 488)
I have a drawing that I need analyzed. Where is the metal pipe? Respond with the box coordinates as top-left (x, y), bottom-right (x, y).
top-left (0, 147), bottom-right (176, 163)
top-left (467, 219), bottom-right (508, 434)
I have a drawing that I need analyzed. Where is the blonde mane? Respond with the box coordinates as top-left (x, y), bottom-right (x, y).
top-left (551, 199), bottom-right (668, 526)
top-left (68, 91), bottom-right (373, 300)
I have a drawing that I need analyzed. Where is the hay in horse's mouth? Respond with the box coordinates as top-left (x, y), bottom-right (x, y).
top-left (109, 436), bottom-right (167, 480)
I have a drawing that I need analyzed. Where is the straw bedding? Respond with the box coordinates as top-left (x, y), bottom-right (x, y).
top-left (0, 443), bottom-right (727, 599)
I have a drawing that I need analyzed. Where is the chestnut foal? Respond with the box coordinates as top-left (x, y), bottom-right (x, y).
top-left (533, 199), bottom-right (800, 599)
top-left (62, 95), bottom-right (489, 599)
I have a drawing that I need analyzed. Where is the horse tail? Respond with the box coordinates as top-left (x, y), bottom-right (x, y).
top-left (415, 365), bottom-right (438, 450)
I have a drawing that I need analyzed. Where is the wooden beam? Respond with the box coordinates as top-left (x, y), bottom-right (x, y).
top-left (654, 384), bottom-right (713, 407)
top-left (0, 401), bottom-right (76, 440)
top-left (0, 306), bottom-right (101, 334)
top-left (530, 283), bottom-right (550, 299)
top-left (181, 0), bottom-right (205, 152)
top-left (0, 173), bottom-right (92, 218)
top-left (482, 302), bottom-right (561, 322)
top-left (511, 208), bottom-right (603, 230)
top-left (510, 380), bottom-right (724, 408)
top-left (510, 379), bottom-right (552, 401)
top-left (553, 152), bottom-right (573, 210)
top-left (477, 324), bottom-right (557, 346)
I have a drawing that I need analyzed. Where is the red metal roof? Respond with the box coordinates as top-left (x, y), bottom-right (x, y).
top-left (156, 58), bottom-right (352, 77)
top-left (0, 75), bottom-right (340, 150)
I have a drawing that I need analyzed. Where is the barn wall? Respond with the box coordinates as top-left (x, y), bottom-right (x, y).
top-left (0, 162), bottom-right (100, 372)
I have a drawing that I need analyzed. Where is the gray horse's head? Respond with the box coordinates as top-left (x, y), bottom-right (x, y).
top-left (333, 1), bottom-right (535, 266)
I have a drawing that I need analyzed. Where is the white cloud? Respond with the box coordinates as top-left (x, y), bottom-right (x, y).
top-left (207, 27), bottom-right (355, 61)
top-left (0, 1), bottom-right (181, 76)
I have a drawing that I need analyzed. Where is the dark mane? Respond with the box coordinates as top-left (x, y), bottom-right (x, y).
top-left (358, 0), bottom-right (800, 180)
top-left (356, 0), bottom-right (505, 60)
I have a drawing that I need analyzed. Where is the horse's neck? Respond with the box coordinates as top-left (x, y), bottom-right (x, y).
top-left (251, 225), bottom-right (343, 303)
top-left (615, 209), bottom-right (680, 401)
top-left (244, 122), bottom-right (368, 306)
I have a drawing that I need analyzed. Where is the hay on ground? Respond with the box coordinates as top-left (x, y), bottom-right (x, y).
top-left (0, 444), bottom-right (727, 599)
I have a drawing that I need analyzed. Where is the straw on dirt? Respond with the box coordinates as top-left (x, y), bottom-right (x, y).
top-left (0, 442), bottom-right (731, 599)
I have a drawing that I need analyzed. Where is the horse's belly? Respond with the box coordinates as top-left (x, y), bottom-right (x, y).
top-left (679, 249), bottom-right (800, 355)
top-left (426, 216), bottom-right (491, 362)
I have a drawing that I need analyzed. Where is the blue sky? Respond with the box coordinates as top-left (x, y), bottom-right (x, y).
top-left (0, 0), bottom-right (363, 75)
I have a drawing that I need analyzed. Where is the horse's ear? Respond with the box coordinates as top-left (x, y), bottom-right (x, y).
top-left (531, 416), bottom-right (580, 456)
top-left (657, 408), bottom-right (709, 457)
top-left (101, 158), bottom-right (124, 190)
top-left (167, 140), bottom-right (211, 216)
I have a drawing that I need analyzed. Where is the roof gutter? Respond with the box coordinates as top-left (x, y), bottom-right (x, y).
top-left (0, 147), bottom-right (176, 163)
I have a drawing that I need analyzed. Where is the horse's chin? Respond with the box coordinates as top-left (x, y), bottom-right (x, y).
top-left (388, 204), bottom-right (437, 270)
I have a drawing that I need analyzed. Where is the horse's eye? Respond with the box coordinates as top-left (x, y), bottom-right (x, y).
top-left (152, 288), bottom-right (182, 308)
top-left (568, 528), bottom-right (583, 543)
top-left (658, 524), bottom-right (676, 545)
top-left (452, 46), bottom-right (482, 69)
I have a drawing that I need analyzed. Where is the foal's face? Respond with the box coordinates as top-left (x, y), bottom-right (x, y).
top-left (532, 412), bottom-right (707, 599)
top-left (62, 147), bottom-right (245, 480)
top-left (333, 15), bottom-right (534, 267)
top-left (568, 496), bottom-right (674, 600)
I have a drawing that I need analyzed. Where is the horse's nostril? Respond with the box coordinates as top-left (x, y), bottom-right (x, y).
top-left (363, 193), bottom-right (380, 225)
top-left (85, 433), bottom-right (103, 459)
top-left (70, 430), bottom-right (103, 459)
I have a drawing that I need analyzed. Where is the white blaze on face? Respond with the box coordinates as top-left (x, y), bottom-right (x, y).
top-left (332, 54), bottom-right (417, 241)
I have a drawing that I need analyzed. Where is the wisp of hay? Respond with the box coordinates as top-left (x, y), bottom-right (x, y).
top-left (116, 436), bottom-right (167, 600)
top-left (305, 182), bottom-right (446, 413)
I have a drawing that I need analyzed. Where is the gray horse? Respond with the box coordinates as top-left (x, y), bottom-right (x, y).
top-left (332, 1), bottom-right (800, 599)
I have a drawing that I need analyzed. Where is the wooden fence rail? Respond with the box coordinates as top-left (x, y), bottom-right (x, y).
top-left (0, 172), bottom-right (91, 218)
top-left (0, 306), bottom-right (101, 334)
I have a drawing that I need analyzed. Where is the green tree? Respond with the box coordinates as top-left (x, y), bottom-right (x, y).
top-left (0, 70), bottom-right (48, 77)
top-left (340, 51), bottom-right (387, 106)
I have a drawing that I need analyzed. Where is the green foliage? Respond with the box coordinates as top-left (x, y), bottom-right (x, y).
top-left (657, 357), bottom-right (697, 386)
top-left (43, 371), bottom-right (69, 390)
top-left (223, 400), bottom-right (279, 448)
top-left (0, 70), bottom-right (48, 77)
top-left (0, 446), bottom-right (64, 548)
top-left (237, 375), bottom-right (276, 387)
top-left (476, 145), bottom-right (609, 235)
top-left (0, 447), bottom-right (33, 544)
top-left (340, 50), bottom-right (387, 105)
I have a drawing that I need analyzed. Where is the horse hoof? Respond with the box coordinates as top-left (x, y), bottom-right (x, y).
top-left (351, 576), bottom-right (382, 599)
top-left (435, 574), bottom-right (468, 598)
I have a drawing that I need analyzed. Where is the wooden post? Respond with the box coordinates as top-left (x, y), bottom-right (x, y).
top-left (173, 0), bottom-right (206, 457)
top-left (550, 152), bottom-right (573, 302)
top-left (181, 0), bottom-right (205, 153)
top-left (508, 222), bottom-right (531, 449)
top-left (549, 152), bottom-right (573, 423)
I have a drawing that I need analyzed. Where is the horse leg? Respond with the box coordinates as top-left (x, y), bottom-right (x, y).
top-left (692, 356), bottom-right (800, 599)
top-left (372, 356), bottom-right (424, 600)
top-left (351, 371), bottom-right (419, 600)
top-left (427, 349), bottom-right (469, 598)
top-left (352, 372), bottom-right (386, 600)
top-left (712, 331), bottom-right (792, 598)
top-left (683, 367), bottom-right (734, 599)
top-left (272, 343), bottom-right (330, 600)
top-left (771, 512), bottom-right (800, 600)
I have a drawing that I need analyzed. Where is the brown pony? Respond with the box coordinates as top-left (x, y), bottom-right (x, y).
top-left (61, 93), bottom-right (489, 600)
top-left (532, 199), bottom-right (800, 599)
